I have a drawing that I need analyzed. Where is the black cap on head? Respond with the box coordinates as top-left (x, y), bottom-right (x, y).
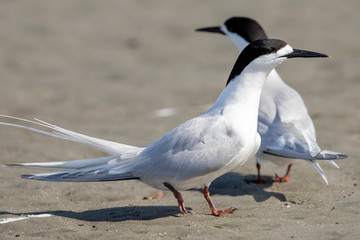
top-left (226, 39), bottom-right (328, 86)
top-left (224, 17), bottom-right (268, 42)
top-left (195, 17), bottom-right (267, 42)
top-left (226, 39), bottom-right (287, 85)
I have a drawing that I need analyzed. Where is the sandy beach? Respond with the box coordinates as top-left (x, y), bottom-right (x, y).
top-left (0, 0), bottom-right (359, 239)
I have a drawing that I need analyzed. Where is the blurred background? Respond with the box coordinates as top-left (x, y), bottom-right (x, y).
top-left (0, 0), bottom-right (359, 239)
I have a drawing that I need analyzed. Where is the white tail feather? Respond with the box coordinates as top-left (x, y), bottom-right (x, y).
top-left (5, 156), bottom-right (115, 170)
top-left (326, 160), bottom-right (340, 169)
top-left (0, 115), bottom-right (142, 181)
top-left (307, 160), bottom-right (328, 185)
top-left (0, 114), bottom-right (137, 156)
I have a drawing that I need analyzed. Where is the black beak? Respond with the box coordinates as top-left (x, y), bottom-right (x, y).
top-left (283, 49), bottom-right (329, 58)
top-left (195, 26), bottom-right (225, 35)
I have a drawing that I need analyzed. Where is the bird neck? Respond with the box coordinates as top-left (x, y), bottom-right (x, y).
top-left (213, 69), bottom-right (269, 111)
top-left (205, 69), bottom-right (269, 143)
top-left (262, 69), bottom-right (291, 94)
top-left (228, 34), bottom-right (248, 53)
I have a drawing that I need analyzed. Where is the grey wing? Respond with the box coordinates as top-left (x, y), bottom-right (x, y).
top-left (259, 87), bottom-right (346, 161)
top-left (260, 109), bottom-right (320, 159)
top-left (131, 116), bottom-right (239, 182)
top-left (258, 84), bottom-right (321, 159)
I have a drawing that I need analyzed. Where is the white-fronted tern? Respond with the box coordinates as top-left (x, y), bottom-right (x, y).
top-left (196, 17), bottom-right (347, 184)
top-left (1, 39), bottom-right (328, 216)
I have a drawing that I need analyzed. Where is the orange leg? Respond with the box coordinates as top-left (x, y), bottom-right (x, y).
top-left (245, 163), bottom-right (269, 184)
top-left (274, 164), bottom-right (293, 182)
top-left (203, 186), bottom-right (237, 217)
top-left (163, 182), bottom-right (189, 214)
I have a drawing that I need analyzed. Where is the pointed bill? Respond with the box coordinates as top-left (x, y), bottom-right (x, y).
top-left (283, 49), bottom-right (329, 58)
top-left (195, 26), bottom-right (225, 35)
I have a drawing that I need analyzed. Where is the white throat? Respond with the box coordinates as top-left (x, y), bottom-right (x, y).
top-left (221, 24), bottom-right (249, 52)
top-left (212, 66), bottom-right (270, 112)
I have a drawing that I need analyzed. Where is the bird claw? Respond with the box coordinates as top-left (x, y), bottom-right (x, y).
top-left (179, 204), bottom-right (192, 215)
top-left (274, 174), bottom-right (290, 182)
top-left (210, 207), bottom-right (237, 217)
top-left (273, 164), bottom-right (292, 182)
top-left (179, 209), bottom-right (192, 215)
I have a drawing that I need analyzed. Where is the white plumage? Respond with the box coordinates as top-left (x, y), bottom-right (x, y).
top-left (197, 17), bottom-right (347, 184)
top-left (1, 39), bottom-right (329, 215)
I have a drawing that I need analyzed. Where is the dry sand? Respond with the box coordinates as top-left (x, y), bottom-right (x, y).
top-left (0, 0), bottom-right (359, 239)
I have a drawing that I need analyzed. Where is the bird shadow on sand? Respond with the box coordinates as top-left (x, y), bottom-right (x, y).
top-left (0, 173), bottom-right (285, 223)
top-left (207, 172), bottom-right (287, 202)
top-left (0, 205), bottom-right (189, 223)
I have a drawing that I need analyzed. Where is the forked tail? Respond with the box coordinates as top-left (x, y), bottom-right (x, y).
top-left (0, 115), bottom-right (142, 182)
